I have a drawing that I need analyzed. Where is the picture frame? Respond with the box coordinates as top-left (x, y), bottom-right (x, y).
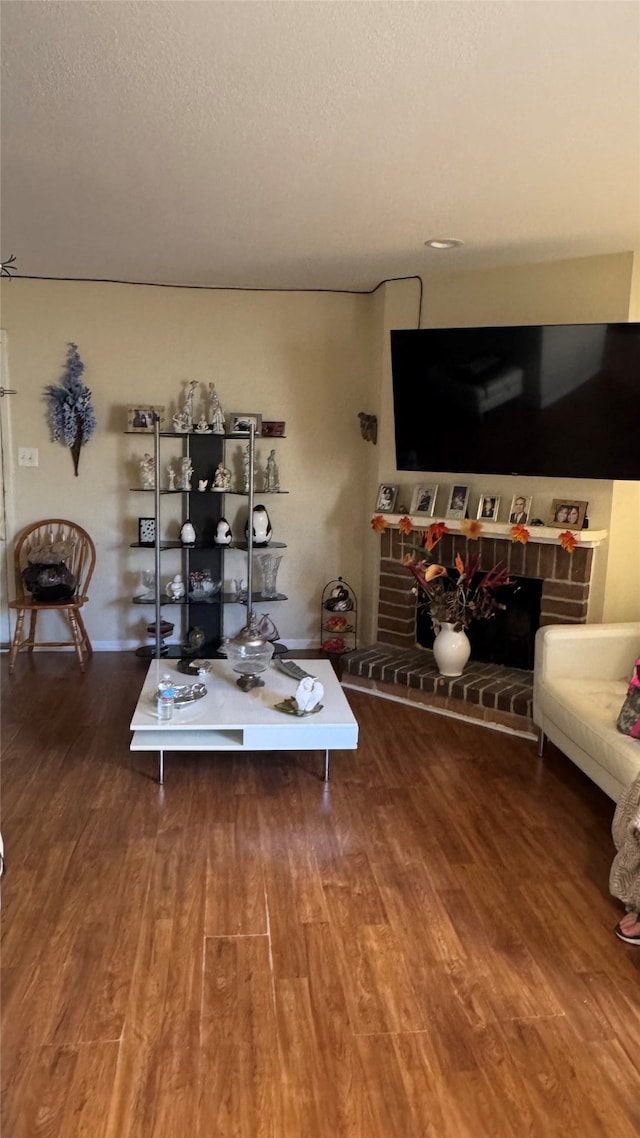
top-left (445, 483), bottom-right (470, 519)
top-left (138, 517), bottom-right (156, 546)
top-left (410, 484), bottom-right (438, 516)
top-left (227, 412), bottom-right (262, 437)
top-left (375, 483), bottom-right (398, 513)
top-left (548, 499), bottom-right (588, 529)
top-left (477, 493), bottom-right (500, 522)
top-left (128, 406), bottom-right (165, 432)
top-left (508, 494), bottom-right (532, 525)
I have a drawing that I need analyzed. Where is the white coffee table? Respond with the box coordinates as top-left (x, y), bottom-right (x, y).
top-left (130, 657), bottom-right (359, 782)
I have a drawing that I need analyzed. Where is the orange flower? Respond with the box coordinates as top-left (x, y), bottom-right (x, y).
top-left (371, 515), bottom-right (388, 533)
top-left (398, 516), bottom-right (413, 536)
top-left (559, 530), bottom-right (578, 553)
top-left (511, 524), bottom-right (530, 544)
top-left (423, 521), bottom-right (448, 551)
top-left (461, 518), bottom-right (483, 540)
top-left (454, 552), bottom-right (465, 575)
top-left (424, 563), bottom-right (448, 582)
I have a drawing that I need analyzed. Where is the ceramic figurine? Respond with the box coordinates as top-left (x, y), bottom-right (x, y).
top-left (172, 409), bottom-right (190, 432)
top-left (198, 479), bottom-right (208, 492)
top-left (295, 677), bottom-right (324, 713)
top-left (213, 462), bottom-right (231, 491)
top-left (180, 519), bottom-right (196, 547)
top-left (214, 517), bottom-right (232, 545)
top-left (247, 504), bottom-right (272, 546)
top-left (166, 573), bottom-right (186, 599)
top-left (178, 456), bottom-right (193, 490)
top-left (167, 465), bottom-right (176, 491)
top-left (242, 445), bottom-right (251, 492)
top-left (184, 380), bottom-right (198, 429)
top-left (140, 453), bottom-right (155, 490)
top-left (264, 449), bottom-right (279, 491)
top-left (194, 414), bottom-right (210, 434)
top-left (208, 383), bottom-right (225, 434)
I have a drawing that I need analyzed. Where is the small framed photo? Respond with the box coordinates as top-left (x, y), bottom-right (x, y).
top-left (375, 484), bottom-right (398, 513)
top-left (227, 412), bottom-right (262, 437)
top-left (410, 484), bottom-right (438, 516)
top-left (548, 499), bottom-right (588, 529)
top-left (477, 493), bottom-right (500, 521)
top-left (445, 484), bottom-right (470, 519)
top-left (128, 406), bottom-right (165, 432)
top-left (138, 517), bottom-right (156, 546)
top-left (509, 494), bottom-right (532, 525)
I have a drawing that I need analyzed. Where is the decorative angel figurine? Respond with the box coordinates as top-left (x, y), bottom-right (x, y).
top-left (294, 677), bottom-right (324, 713)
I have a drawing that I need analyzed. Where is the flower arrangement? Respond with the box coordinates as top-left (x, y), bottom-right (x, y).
top-left (385, 517), bottom-right (513, 631)
top-left (45, 343), bottom-right (96, 476)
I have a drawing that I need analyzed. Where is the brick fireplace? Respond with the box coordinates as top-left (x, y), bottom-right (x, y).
top-left (343, 522), bottom-right (605, 736)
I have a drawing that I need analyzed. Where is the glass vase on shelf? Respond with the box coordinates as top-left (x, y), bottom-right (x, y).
top-left (256, 553), bottom-right (282, 599)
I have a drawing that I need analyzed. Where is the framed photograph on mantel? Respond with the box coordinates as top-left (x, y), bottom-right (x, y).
top-left (548, 499), bottom-right (588, 529)
top-left (445, 483), bottom-right (470, 520)
top-left (477, 493), bottom-right (500, 521)
top-left (375, 483), bottom-right (398, 513)
top-left (509, 494), bottom-right (532, 525)
top-left (410, 484), bottom-right (438, 516)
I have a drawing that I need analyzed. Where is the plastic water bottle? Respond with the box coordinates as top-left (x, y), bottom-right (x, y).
top-left (157, 674), bottom-right (176, 721)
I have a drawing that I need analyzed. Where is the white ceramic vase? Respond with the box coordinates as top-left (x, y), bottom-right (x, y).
top-left (432, 622), bottom-right (471, 677)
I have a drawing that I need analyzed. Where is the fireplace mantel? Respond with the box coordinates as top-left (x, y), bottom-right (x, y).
top-left (372, 515), bottom-right (607, 651)
top-left (371, 514), bottom-right (608, 549)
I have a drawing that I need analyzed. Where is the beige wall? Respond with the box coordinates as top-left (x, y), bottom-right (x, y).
top-left (0, 280), bottom-right (375, 650)
top-left (1, 251), bottom-right (638, 657)
top-left (372, 252), bottom-right (640, 624)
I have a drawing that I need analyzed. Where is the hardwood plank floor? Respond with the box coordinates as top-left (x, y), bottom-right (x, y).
top-left (2, 652), bottom-right (639, 1137)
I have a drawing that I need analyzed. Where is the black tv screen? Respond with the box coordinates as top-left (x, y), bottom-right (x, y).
top-left (391, 322), bottom-right (640, 480)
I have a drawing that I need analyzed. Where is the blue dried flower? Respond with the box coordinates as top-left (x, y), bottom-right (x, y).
top-left (45, 343), bottom-right (96, 475)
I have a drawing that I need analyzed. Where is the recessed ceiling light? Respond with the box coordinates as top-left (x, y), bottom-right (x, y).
top-left (424, 238), bottom-right (464, 250)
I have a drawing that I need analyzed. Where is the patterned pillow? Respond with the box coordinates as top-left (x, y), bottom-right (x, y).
top-left (617, 658), bottom-right (640, 739)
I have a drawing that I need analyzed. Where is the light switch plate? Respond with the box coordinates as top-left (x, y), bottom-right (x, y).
top-left (18, 447), bottom-right (39, 467)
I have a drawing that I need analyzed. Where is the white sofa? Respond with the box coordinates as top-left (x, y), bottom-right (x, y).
top-left (533, 622), bottom-right (640, 802)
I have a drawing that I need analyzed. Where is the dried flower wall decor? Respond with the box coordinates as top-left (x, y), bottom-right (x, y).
top-left (45, 343), bottom-right (96, 476)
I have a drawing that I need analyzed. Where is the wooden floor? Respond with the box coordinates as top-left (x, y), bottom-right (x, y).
top-left (2, 653), bottom-right (639, 1138)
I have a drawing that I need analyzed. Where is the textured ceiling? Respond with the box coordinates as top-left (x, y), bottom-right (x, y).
top-left (1, 0), bottom-right (639, 291)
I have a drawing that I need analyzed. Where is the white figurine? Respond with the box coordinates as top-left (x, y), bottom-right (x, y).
top-left (173, 409), bottom-right (190, 433)
top-left (195, 414), bottom-right (210, 434)
top-left (208, 383), bottom-right (225, 434)
top-left (140, 453), bottom-right (155, 490)
top-left (178, 456), bottom-right (193, 491)
top-left (213, 462), bottom-right (231, 491)
top-left (166, 574), bottom-right (186, 600)
top-left (264, 449), bottom-right (280, 491)
top-left (295, 677), bottom-right (324, 713)
top-left (243, 444), bottom-right (251, 492)
top-left (184, 380), bottom-right (198, 429)
top-left (167, 465), bottom-right (176, 491)
top-left (198, 478), bottom-right (208, 492)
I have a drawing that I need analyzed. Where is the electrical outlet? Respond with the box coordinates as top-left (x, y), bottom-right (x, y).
top-left (18, 447), bottom-right (39, 467)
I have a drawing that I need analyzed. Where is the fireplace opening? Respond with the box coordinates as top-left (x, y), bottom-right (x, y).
top-left (416, 574), bottom-right (543, 670)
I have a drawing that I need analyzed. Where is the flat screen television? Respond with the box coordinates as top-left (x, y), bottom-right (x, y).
top-left (390, 322), bottom-right (640, 480)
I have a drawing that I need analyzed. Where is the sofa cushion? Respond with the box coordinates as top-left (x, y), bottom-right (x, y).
top-left (541, 678), bottom-right (640, 791)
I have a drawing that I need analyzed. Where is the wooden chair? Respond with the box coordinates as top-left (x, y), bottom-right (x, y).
top-left (8, 519), bottom-right (96, 674)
